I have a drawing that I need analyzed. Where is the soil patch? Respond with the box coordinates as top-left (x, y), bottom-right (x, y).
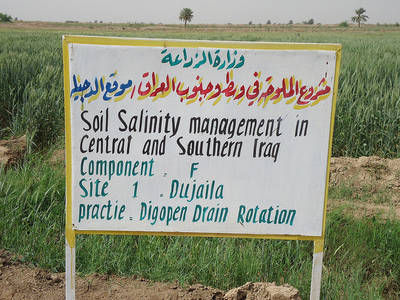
top-left (224, 282), bottom-right (300, 300)
top-left (0, 136), bottom-right (26, 170)
top-left (0, 250), bottom-right (299, 300)
top-left (328, 156), bottom-right (400, 219)
top-left (330, 156), bottom-right (400, 197)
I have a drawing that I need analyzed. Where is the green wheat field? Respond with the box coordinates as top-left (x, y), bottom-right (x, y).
top-left (0, 23), bottom-right (399, 299)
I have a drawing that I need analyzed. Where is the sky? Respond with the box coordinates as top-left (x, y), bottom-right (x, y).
top-left (1, 0), bottom-right (399, 25)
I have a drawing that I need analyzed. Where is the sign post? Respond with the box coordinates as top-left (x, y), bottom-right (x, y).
top-left (63, 36), bottom-right (341, 299)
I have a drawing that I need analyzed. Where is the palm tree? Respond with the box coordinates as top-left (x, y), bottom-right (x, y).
top-left (179, 8), bottom-right (193, 27)
top-left (352, 8), bottom-right (368, 27)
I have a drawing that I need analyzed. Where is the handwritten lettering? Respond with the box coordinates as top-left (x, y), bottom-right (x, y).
top-left (71, 71), bottom-right (331, 110)
top-left (161, 48), bottom-right (245, 70)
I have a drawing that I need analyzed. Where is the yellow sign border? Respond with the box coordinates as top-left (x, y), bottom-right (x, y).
top-left (63, 35), bottom-right (342, 248)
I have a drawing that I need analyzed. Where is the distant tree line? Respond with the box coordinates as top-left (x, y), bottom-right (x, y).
top-left (303, 19), bottom-right (314, 25)
top-left (0, 12), bottom-right (12, 22)
top-left (175, 6), bottom-right (395, 28)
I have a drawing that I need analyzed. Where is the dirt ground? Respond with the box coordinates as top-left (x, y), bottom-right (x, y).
top-left (0, 136), bottom-right (26, 170)
top-left (0, 249), bottom-right (300, 300)
top-left (329, 156), bottom-right (400, 219)
top-left (2, 145), bottom-right (400, 298)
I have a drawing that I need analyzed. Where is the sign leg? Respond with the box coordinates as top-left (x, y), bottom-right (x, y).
top-left (65, 235), bottom-right (76, 300)
top-left (310, 239), bottom-right (324, 300)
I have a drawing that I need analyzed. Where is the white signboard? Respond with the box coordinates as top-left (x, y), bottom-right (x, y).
top-left (65, 36), bottom-right (341, 238)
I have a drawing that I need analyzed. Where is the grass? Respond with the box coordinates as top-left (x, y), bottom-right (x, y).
top-left (0, 31), bottom-right (63, 148)
top-left (0, 155), bottom-right (65, 271)
top-left (1, 157), bottom-right (400, 298)
top-left (329, 182), bottom-right (394, 205)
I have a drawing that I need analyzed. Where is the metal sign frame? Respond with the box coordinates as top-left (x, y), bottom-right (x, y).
top-left (63, 35), bottom-right (342, 300)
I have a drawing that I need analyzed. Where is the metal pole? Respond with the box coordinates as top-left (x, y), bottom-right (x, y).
top-left (310, 239), bottom-right (324, 300)
top-left (65, 234), bottom-right (76, 300)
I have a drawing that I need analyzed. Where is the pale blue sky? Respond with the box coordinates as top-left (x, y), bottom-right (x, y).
top-left (1, 0), bottom-right (399, 24)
